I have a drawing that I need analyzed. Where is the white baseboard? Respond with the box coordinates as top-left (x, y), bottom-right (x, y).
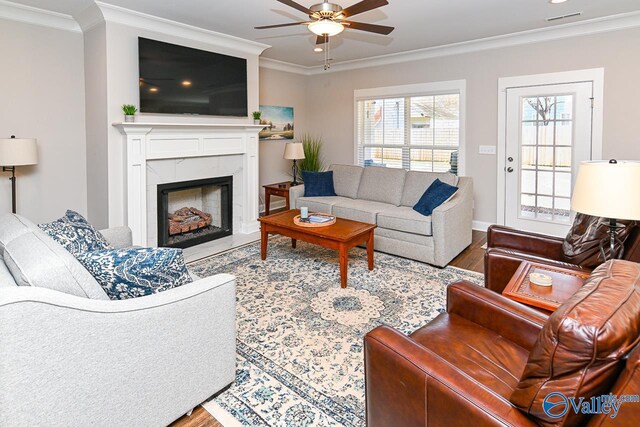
top-left (259, 200), bottom-right (287, 214)
top-left (472, 220), bottom-right (493, 232)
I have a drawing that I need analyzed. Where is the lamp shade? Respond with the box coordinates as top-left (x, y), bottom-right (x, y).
top-left (283, 142), bottom-right (305, 160)
top-left (0, 137), bottom-right (38, 166)
top-left (571, 160), bottom-right (640, 220)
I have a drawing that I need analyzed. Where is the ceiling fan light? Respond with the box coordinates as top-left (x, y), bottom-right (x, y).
top-left (308, 19), bottom-right (344, 36)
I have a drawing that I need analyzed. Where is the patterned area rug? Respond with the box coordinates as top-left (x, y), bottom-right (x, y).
top-left (189, 236), bottom-right (483, 426)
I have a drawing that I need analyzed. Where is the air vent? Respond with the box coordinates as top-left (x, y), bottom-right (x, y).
top-left (547, 11), bottom-right (582, 22)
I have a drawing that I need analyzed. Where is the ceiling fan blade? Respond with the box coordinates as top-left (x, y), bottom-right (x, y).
top-left (255, 22), bottom-right (309, 29)
top-left (341, 0), bottom-right (388, 18)
top-left (316, 35), bottom-right (328, 45)
top-left (276, 0), bottom-right (312, 15)
top-left (344, 21), bottom-right (394, 35)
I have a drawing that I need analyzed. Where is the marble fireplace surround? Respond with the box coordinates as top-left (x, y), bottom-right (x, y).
top-left (114, 123), bottom-right (264, 246)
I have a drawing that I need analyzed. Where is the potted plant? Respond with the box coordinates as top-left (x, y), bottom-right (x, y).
top-left (252, 111), bottom-right (262, 125)
top-left (122, 104), bottom-right (138, 122)
top-left (298, 134), bottom-right (325, 178)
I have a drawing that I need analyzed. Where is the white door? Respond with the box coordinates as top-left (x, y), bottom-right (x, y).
top-left (503, 82), bottom-right (594, 236)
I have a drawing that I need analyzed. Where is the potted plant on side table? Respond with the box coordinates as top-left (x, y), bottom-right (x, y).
top-left (122, 104), bottom-right (138, 122)
top-left (298, 134), bottom-right (325, 177)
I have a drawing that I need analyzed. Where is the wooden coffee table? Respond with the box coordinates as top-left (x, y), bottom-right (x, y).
top-left (502, 261), bottom-right (590, 312)
top-left (258, 209), bottom-right (376, 288)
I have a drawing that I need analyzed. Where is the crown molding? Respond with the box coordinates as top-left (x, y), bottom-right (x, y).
top-left (74, 3), bottom-right (104, 33)
top-left (94, 2), bottom-right (270, 56)
top-left (259, 10), bottom-right (640, 76)
top-left (0, 0), bottom-right (80, 32)
top-left (259, 57), bottom-right (309, 74)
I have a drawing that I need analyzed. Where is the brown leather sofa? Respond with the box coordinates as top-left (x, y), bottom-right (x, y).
top-left (364, 260), bottom-right (640, 427)
top-left (484, 225), bottom-right (640, 293)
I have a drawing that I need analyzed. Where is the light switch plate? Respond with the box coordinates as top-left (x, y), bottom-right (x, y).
top-left (479, 145), bottom-right (497, 155)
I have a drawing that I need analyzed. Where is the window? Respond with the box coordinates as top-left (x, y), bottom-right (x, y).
top-left (354, 81), bottom-right (465, 174)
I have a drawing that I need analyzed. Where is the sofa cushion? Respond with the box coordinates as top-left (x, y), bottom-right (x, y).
top-left (511, 260), bottom-right (640, 426)
top-left (302, 171), bottom-right (337, 197)
top-left (3, 230), bottom-right (109, 299)
top-left (39, 210), bottom-right (112, 256)
top-left (0, 261), bottom-right (17, 287)
top-left (0, 213), bottom-right (37, 251)
top-left (296, 196), bottom-right (346, 214)
top-left (329, 164), bottom-right (364, 199)
top-left (413, 179), bottom-right (458, 217)
top-left (401, 171), bottom-right (458, 207)
top-left (378, 206), bottom-right (433, 236)
top-left (76, 247), bottom-right (193, 300)
top-left (332, 199), bottom-right (393, 224)
top-left (356, 166), bottom-right (406, 206)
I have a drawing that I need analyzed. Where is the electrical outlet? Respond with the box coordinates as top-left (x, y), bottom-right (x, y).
top-left (479, 145), bottom-right (497, 155)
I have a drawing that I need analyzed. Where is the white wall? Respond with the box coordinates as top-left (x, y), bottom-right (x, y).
top-left (258, 67), bottom-right (309, 211)
top-left (304, 27), bottom-right (640, 226)
top-left (84, 22), bottom-right (109, 228)
top-left (0, 18), bottom-right (87, 223)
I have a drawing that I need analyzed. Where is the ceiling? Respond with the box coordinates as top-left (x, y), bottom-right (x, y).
top-left (9, 0), bottom-right (640, 67)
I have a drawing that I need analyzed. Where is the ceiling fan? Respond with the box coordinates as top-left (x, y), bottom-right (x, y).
top-left (255, 0), bottom-right (394, 61)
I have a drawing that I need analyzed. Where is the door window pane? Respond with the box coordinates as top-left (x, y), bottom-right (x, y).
top-left (518, 94), bottom-right (575, 222)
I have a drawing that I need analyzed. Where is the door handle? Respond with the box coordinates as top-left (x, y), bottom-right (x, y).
top-left (506, 167), bottom-right (514, 173)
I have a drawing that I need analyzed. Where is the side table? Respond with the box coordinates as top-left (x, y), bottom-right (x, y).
top-left (263, 181), bottom-right (297, 216)
top-left (502, 261), bottom-right (590, 312)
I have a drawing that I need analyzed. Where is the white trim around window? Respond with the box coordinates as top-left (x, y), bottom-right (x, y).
top-left (353, 80), bottom-right (466, 175)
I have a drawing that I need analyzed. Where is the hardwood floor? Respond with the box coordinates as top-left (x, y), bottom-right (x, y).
top-left (449, 229), bottom-right (487, 274)
top-left (171, 230), bottom-right (487, 427)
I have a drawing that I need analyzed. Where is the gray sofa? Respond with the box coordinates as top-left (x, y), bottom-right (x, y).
top-left (0, 214), bottom-right (236, 426)
top-left (290, 165), bottom-right (473, 267)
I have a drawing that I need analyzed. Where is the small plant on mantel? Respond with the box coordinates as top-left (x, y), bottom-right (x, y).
top-left (252, 111), bottom-right (262, 124)
top-left (298, 134), bottom-right (325, 178)
top-left (122, 104), bottom-right (138, 122)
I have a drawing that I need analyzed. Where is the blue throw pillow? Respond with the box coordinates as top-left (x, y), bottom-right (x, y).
top-left (303, 171), bottom-right (337, 197)
top-left (39, 210), bottom-right (112, 256)
top-left (413, 179), bottom-right (458, 216)
top-left (76, 247), bottom-right (193, 300)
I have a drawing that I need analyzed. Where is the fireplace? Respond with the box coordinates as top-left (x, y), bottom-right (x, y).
top-left (157, 176), bottom-right (233, 248)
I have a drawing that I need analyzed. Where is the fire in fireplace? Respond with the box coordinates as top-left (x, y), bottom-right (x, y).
top-left (157, 176), bottom-right (232, 248)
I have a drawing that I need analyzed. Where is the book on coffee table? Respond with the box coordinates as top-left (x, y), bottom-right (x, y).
top-left (307, 214), bottom-right (335, 223)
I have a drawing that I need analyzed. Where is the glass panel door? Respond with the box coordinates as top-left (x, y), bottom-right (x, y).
top-left (504, 82), bottom-right (593, 236)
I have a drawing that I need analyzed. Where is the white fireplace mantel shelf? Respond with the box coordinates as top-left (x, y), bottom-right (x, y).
top-left (112, 122), bottom-right (261, 246)
top-left (113, 122), bottom-right (266, 129)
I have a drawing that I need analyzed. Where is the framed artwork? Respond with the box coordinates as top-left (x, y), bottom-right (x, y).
top-left (258, 105), bottom-right (294, 141)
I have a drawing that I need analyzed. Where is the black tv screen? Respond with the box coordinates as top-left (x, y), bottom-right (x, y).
top-left (138, 37), bottom-right (248, 116)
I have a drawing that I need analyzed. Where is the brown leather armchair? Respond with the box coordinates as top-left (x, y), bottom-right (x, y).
top-left (484, 225), bottom-right (640, 293)
top-left (364, 260), bottom-right (640, 427)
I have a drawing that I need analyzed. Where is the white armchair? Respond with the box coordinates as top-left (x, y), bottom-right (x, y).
top-left (0, 226), bottom-right (236, 426)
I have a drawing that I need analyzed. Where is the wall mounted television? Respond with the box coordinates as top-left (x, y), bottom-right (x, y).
top-left (138, 37), bottom-right (248, 117)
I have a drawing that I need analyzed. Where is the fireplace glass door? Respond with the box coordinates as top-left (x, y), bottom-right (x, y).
top-left (157, 176), bottom-right (232, 248)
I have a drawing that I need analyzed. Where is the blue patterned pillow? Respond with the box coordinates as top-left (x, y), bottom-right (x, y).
top-left (39, 210), bottom-right (111, 256)
top-left (76, 247), bottom-right (193, 300)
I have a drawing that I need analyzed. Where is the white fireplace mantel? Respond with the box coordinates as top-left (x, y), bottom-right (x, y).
top-left (113, 122), bottom-right (264, 246)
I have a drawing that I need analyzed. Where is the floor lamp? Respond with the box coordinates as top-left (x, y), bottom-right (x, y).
top-left (0, 136), bottom-right (38, 214)
top-left (571, 159), bottom-right (640, 260)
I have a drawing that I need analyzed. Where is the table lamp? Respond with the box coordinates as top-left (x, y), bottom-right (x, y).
top-left (0, 135), bottom-right (38, 214)
top-left (283, 142), bottom-right (305, 186)
top-left (571, 159), bottom-right (640, 260)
